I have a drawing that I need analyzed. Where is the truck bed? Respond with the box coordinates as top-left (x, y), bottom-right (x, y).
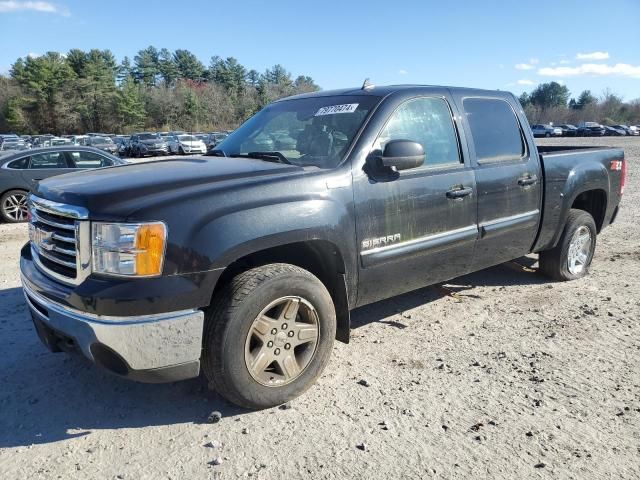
top-left (533, 145), bottom-right (625, 253)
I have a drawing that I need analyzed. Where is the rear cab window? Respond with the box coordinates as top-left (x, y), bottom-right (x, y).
top-left (463, 97), bottom-right (525, 163)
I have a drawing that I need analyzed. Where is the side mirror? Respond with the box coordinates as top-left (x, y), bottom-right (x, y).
top-left (379, 140), bottom-right (425, 171)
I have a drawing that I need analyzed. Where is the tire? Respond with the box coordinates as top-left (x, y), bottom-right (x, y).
top-left (1, 189), bottom-right (29, 223)
top-left (539, 209), bottom-right (597, 281)
top-left (545, 132), bottom-right (551, 138)
top-left (202, 263), bottom-right (336, 409)
top-left (179, 147), bottom-right (185, 155)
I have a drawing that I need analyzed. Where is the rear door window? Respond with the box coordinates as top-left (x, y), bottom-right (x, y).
top-left (463, 98), bottom-right (525, 163)
top-left (29, 152), bottom-right (69, 169)
top-left (7, 157), bottom-right (29, 169)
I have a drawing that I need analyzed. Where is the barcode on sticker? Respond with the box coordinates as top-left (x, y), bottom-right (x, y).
top-left (315, 103), bottom-right (359, 116)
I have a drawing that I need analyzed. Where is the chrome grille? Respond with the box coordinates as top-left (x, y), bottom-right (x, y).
top-left (28, 195), bottom-right (90, 285)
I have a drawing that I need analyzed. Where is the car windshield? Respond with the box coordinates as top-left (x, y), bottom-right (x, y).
top-left (178, 135), bottom-right (198, 141)
top-left (215, 95), bottom-right (380, 169)
top-left (139, 133), bottom-right (160, 140)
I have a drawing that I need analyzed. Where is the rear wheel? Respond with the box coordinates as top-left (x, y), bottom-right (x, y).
top-left (202, 263), bottom-right (336, 409)
top-left (1, 189), bottom-right (29, 223)
top-left (539, 209), bottom-right (597, 281)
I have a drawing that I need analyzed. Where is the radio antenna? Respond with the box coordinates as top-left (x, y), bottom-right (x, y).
top-left (361, 78), bottom-right (374, 90)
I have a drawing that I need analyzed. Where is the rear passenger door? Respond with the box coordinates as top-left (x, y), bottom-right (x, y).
top-left (20, 151), bottom-right (75, 189)
top-left (452, 95), bottom-right (542, 270)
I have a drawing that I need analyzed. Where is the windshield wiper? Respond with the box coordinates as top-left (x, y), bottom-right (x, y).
top-left (242, 151), bottom-right (292, 165)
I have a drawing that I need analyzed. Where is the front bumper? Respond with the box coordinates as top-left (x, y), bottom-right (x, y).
top-left (21, 274), bottom-right (204, 383)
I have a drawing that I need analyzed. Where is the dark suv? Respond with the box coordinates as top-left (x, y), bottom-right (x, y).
top-left (129, 133), bottom-right (169, 157)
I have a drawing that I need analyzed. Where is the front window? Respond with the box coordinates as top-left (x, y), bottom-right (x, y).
top-left (69, 151), bottom-right (113, 168)
top-left (374, 97), bottom-right (461, 168)
top-left (215, 95), bottom-right (380, 169)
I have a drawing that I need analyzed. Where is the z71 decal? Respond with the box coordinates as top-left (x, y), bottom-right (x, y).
top-left (361, 233), bottom-right (402, 251)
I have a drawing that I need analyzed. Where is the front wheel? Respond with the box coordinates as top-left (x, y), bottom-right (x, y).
top-left (539, 209), bottom-right (597, 281)
top-left (202, 263), bottom-right (336, 409)
top-left (1, 189), bottom-right (29, 223)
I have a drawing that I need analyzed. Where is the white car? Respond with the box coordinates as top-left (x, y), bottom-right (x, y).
top-left (167, 134), bottom-right (207, 155)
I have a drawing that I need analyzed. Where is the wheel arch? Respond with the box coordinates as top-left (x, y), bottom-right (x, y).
top-left (210, 239), bottom-right (352, 343)
top-left (570, 188), bottom-right (607, 232)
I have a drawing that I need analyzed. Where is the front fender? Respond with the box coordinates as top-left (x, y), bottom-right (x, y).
top-left (190, 196), bottom-right (354, 270)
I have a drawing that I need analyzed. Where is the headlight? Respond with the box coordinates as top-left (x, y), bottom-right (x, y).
top-left (92, 222), bottom-right (167, 276)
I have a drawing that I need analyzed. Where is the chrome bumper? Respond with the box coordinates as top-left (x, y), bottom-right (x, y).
top-left (21, 277), bottom-right (204, 383)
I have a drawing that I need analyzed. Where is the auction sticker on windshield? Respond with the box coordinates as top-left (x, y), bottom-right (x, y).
top-left (315, 103), bottom-right (359, 116)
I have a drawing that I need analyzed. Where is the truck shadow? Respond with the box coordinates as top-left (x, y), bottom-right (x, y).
top-left (0, 257), bottom-right (546, 448)
top-left (0, 286), bottom-right (245, 449)
top-left (351, 257), bottom-right (546, 327)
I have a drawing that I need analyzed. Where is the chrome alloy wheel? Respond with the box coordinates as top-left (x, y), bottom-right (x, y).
top-left (244, 296), bottom-right (320, 387)
top-left (567, 225), bottom-right (592, 275)
top-left (2, 193), bottom-right (28, 221)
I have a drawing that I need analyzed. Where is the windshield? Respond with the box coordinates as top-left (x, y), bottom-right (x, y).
top-left (215, 95), bottom-right (380, 169)
top-left (178, 135), bottom-right (198, 141)
top-left (139, 133), bottom-right (160, 140)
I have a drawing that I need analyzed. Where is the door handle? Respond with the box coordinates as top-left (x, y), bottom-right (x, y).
top-left (518, 174), bottom-right (538, 186)
top-left (446, 186), bottom-right (473, 199)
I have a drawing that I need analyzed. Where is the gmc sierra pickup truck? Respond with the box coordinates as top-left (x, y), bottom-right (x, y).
top-left (20, 85), bottom-right (625, 409)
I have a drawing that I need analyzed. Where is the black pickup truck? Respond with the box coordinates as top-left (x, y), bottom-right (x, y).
top-left (20, 85), bottom-right (625, 409)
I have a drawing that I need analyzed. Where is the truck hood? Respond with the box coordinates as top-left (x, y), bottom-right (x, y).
top-left (35, 157), bottom-right (302, 219)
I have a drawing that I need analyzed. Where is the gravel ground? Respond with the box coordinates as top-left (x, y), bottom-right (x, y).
top-left (0, 137), bottom-right (638, 479)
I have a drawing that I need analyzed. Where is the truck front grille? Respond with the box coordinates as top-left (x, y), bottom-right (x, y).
top-left (28, 195), bottom-right (90, 285)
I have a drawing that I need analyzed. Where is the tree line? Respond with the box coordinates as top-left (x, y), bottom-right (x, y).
top-left (2, 50), bottom-right (639, 136)
top-left (518, 81), bottom-right (640, 126)
top-left (0, 47), bottom-right (320, 135)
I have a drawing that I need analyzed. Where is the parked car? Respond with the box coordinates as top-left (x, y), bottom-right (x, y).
top-left (71, 135), bottom-right (90, 146)
top-left (629, 126), bottom-right (639, 136)
top-left (0, 146), bottom-right (125, 223)
top-left (577, 124), bottom-right (606, 136)
top-left (604, 126), bottom-right (627, 136)
top-left (557, 124), bottom-right (578, 137)
top-left (203, 132), bottom-right (229, 152)
top-left (129, 133), bottom-right (169, 157)
top-left (167, 134), bottom-right (207, 155)
top-left (0, 134), bottom-right (21, 148)
top-left (85, 136), bottom-right (119, 155)
top-left (531, 124), bottom-right (562, 137)
top-left (48, 137), bottom-right (73, 146)
top-left (610, 125), bottom-right (637, 136)
top-left (20, 85), bottom-right (626, 409)
top-left (0, 138), bottom-right (30, 152)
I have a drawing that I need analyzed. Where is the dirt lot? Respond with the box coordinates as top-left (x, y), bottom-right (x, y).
top-left (0, 137), bottom-right (638, 479)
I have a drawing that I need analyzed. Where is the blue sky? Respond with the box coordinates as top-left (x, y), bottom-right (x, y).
top-left (1, 0), bottom-right (639, 100)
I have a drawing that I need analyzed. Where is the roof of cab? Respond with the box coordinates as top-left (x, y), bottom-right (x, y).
top-left (277, 84), bottom-right (515, 102)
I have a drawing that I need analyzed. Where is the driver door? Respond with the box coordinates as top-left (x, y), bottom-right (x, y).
top-left (353, 94), bottom-right (478, 306)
